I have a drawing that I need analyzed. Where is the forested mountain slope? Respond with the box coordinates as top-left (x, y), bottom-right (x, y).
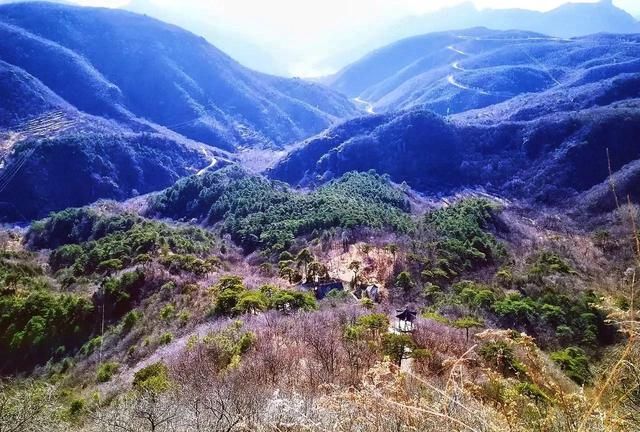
top-left (0, 2), bottom-right (358, 220)
top-left (272, 53), bottom-right (640, 215)
top-left (0, 2), bottom-right (357, 149)
top-left (328, 29), bottom-right (640, 115)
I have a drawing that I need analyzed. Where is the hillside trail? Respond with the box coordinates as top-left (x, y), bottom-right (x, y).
top-left (445, 44), bottom-right (493, 97)
top-left (112, 320), bottom-right (221, 389)
top-left (388, 321), bottom-right (414, 373)
top-left (445, 34), bottom-right (571, 98)
top-left (446, 74), bottom-right (490, 95)
top-left (451, 61), bottom-right (465, 71)
top-left (196, 147), bottom-right (218, 176)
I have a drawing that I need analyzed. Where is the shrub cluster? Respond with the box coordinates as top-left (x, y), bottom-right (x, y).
top-left (425, 278), bottom-right (605, 352)
top-left (420, 198), bottom-right (506, 282)
top-left (27, 208), bottom-right (216, 278)
top-left (212, 276), bottom-right (317, 316)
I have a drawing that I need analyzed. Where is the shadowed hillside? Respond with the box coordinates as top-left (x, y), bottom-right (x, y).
top-left (0, 2), bottom-right (358, 150)
top-left (271, 55), bottom-right (640, 214)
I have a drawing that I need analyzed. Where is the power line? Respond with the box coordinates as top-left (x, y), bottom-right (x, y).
top-left (0, 148), bottom-right (35, 196)
top-left (0, 110), bottom-right (72, 196)
top-left (0, 154), bottom-right (28, 191)
top-left (159, 109), bottom-right (220, 130)
top-left (517, 45), bottom-right (563, 86)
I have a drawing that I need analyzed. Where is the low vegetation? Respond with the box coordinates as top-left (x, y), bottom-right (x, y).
top-left (1, 173), bottom-right (638, 432)
top-left (212, 276), bottom-right (317, 316)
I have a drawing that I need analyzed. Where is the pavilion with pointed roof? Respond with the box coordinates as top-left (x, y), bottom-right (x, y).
top-left (395, 307), bottom-right (417, 333)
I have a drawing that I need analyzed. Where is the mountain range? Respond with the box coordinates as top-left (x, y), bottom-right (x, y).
top-left (327, 28), bottom-right (640, 114)
top-left (387, 1), bottom-right (639, 43)
top-left (2, 2), bottom-right (640, 429)
top-left (0, 2), bottom-right (357, 219)
top-left (272, 31), bottom-right (640, 215)
top-left (1, 1), bottom-right (639, 223)
top-left (318, 0), bottom-right (640, 74)
top-left (3, 0), bottom-right (637, 77)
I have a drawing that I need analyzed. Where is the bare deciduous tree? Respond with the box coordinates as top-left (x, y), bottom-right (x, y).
top-left (0, 381), bottom-right (64, 432)
top-left (88, 389), bottom-right (179, 432)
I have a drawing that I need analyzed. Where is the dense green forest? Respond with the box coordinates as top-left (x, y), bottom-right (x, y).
top-left (149, 168), bottom-right (413, 252)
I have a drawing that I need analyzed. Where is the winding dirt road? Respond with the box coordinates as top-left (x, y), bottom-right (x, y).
top-left (445, 35), bottom-right (569, 96)
top-left (353, 96), bottom-right (376, 115)
top-left (445, 44), bottom-right (493, 96)
top-left (196, 148), bottom-right (218, 176)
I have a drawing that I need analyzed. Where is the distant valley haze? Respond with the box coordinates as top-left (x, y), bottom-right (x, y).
top-left (7, 0), bottom-right (639, 76)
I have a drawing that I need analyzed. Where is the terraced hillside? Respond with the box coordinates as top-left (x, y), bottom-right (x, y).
top-left (0, 57), bottom-right (218, 220)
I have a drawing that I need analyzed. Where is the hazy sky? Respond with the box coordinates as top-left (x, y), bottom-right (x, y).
top-left (68, 1), bottom-right (640, 44)
top-left (70, 0), bottom-right (640, 28)
top-left (68, 0), bottom-right (640, 75)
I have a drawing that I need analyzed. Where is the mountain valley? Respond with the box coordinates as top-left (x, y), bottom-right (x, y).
top-left (0, 1), bottom-right (357, 219)
top-left (1, 2), bottom-right (640, 432)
